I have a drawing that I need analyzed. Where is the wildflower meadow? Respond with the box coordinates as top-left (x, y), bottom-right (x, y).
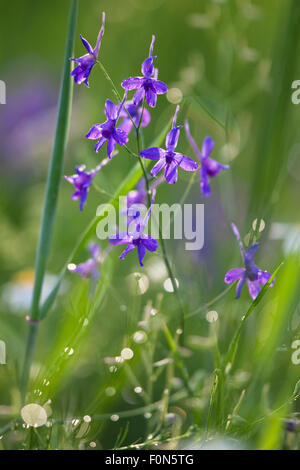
top-left (1, 0), bottom-right (300, 453)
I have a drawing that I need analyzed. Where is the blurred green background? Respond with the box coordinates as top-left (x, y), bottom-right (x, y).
top-left (1, 0), bottom-right (300, 450)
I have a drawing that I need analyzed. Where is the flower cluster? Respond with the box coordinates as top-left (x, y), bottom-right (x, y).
top-left (66, 12), bottom-right (275, 300)
top-left (110, 190), bottom-right (158, 267)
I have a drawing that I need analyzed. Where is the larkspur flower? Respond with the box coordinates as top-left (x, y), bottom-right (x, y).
top-left (109, 191), bottom-right (158, 267)
top-left (85, 93), bottom-right (128, 158)
top-left (185, 120), bottom-right (229, 197)
top-left (68, 244), bottom-right (101, 281)
top-left (121, 35), bottom-right (168, 108)
top-left (140, 106), bottom-right (198, 184)
top-left (65, 157), bottom-right (112, 211)
top-left (70, 12), bottom-right (105, 87)
top-left (224, 223), bottom-right (274, 300)
top-left (118, 100), bottom-right (151, 135)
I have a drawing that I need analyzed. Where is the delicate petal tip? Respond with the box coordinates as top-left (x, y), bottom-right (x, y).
top-left (172, 105), bottom-right (180, 128)
top-left (164, 161), bottom-right (178, 184)
top-left (166, 127), bottom-right (180, 151)
top-left (150, 158), bottom-right (166, 177)
top-left (258, 270), bottom-right (275, 287)
top-left (114, 128), bottom-right (128, 146)
top-left (105, 99), bottom-right (118, 120)
top-left (133, 87), bottom-right (145, 106)
top-left (175, 154), bottom-right (198, 171)
top-left (245, 243), bottom-right (260, 263)
top-left (224, 268), bottom-right (246, 284)
top-left (94, 137), bottom-right (106, 153)
top-left (142, 57), bottom-right (155, 78)
top-left (85, 124), bottom-right (102, 139)
top-left (80, 35), bottom-right (93, 54)
top-left (152, 80), bottom-right (168, 95)
top-left (145, 88), bottom-right (157, 107)
top-left (107, 137), bottom-right (116, 159)
top-left (149, 35), bottom-right (155, 57)
top-left (200, 167), bottom-right (211, 197)
top-left (247, 280), bottom-right (261, 300)
top-left (231, 223), bottom-right (244, 255)
top-left (202, 136), bottom-right (214, 158)
top-left (142, 236), bottom-right (159, 252)
top-left (93, 11), bottom-right (106, 57)
top-left (137, 243), bottom-right (146, 267)
top-left (235, 276), bottom-right (246, 299)
top-left (140, 147), bottom-right (165, 160)
top-left (121, 77), bottom-right (142, 91)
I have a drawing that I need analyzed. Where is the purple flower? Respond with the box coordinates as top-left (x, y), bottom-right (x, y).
top-left (68, 244), bottom-right (101, 281)
top-left (70, 12), bottom-right (105, 87)
top-left (185, 120), bottom-right (229, 197)
top-left (121, 35), bottom-right (168, 108)
top-left (140, 106), bottom-right (198, 184)
top-left (109, 191), bottom-right (158, 267)
top-left (85, 93), bottom-right (129, 158)
top-left (224, 223), bottom-right (274, 300)
top-left (65, 157), bottom-right (112, 210)
top-left (118, 100), bottom-right (151, 135)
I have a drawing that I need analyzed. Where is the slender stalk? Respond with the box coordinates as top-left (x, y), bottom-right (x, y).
top-left (98, 61), bottom-right (186, 340)
top-left (20, 0), bottom-right (78, 400)
top-left (97, 60), bottom-right (136, 129)
top-left (134, 103), bottom-right (186, 340)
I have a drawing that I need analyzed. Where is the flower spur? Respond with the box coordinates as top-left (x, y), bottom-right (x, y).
top-left (70, 12), bottom-right (105, 87)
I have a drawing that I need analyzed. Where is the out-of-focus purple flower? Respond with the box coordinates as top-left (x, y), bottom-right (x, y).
top-left (127, 179), bottom-right (147, 209)
top-left (65, 156), bottom-right (112, 210)
top-left (224, 223), bottom-right (274, 300)
top-left (124, 176), bottom-right (164, 224)
top-left (0, 74), bottom-right (56, 176)
top-left (68, 244), bottom-right (101, 281)
top-left (118, 100), bottom-right (151, 135)
top-left (121, 35), bottom-right (168, 108)
top-left (109, 191), bottom-right (158, 267)
top-left (140, 106), bottom-right (198, 184)
top-left (185, 120), bottom-right (229, 197)
top-left (70, 12), bottom-right (105, 87)
top-left (85, 93), bottom-right (128, 158)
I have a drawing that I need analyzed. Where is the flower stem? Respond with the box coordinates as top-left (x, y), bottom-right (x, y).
top-left (159, 231), bottom-right (186, 342)
top-left (97, 61), bottom-right (136, 130)
top-left (20, 0), bottom-right (78, 401)
top-left (135, 106), bottom-right (186, 343)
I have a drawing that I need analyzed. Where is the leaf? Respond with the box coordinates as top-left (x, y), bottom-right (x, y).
top-left (29, 0), bottom-right (78, 322)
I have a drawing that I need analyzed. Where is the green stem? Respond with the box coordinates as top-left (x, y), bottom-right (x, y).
top-left (159, 231), bottom-right (185, 341)
top-left (97, 60), bottom-right (136, 129)
top-left (20, 0), bottom-right (78, 401)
